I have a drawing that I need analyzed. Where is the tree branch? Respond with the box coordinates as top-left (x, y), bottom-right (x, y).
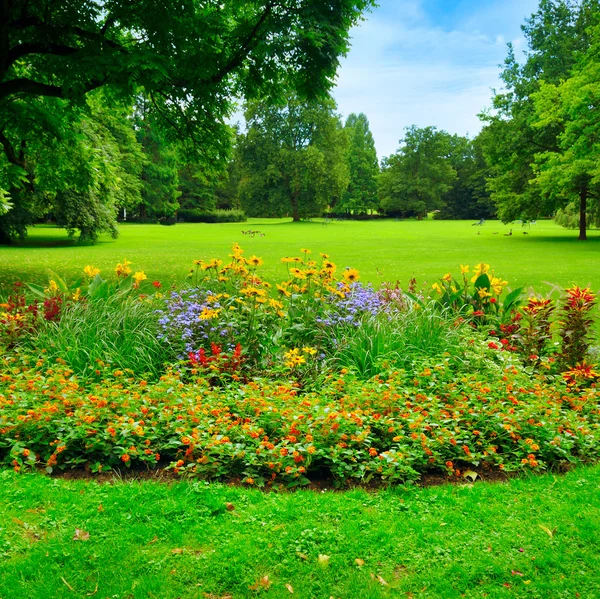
top-left (206, 2), bottom-right (275, 85)
top-left (0, 78), bottom-right (63, 100)
top-left (6, 42), bottom-right (79, 69)
top-left (0, 129), bottom-right (25, 168)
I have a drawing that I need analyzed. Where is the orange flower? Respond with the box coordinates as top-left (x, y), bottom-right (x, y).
top-left (121, 454), bottom-right (130, 463)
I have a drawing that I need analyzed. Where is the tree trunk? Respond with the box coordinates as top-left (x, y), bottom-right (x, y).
top-left (291, 194), bottom-right (300, 222)
top-left (579, 186), bottom-right (587, 241)
top-left (139, 204), bottom-right (147, 222)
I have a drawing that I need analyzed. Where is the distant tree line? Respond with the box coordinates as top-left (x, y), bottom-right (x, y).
top-left (2, 0), bottom-right (599, 241)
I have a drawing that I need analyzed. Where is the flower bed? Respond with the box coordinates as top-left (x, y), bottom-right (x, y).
top-left (1, 246), bottom-right (599, 485)
top-left (1, 354), bottom-right (598, 486)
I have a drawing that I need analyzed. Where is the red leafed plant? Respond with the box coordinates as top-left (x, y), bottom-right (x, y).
top-left (189, 342), bottom-right (243, 375)
top-left (559, 286), bottom-right (597, 368)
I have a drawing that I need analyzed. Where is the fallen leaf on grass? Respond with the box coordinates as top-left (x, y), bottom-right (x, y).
top-left (355, 558), bottom-right (365, 567)
top-left (285, 583), bottom-right (294, 593)
top-left (61, 577), bottom-right (75, 591)
top-left (97, 504), bottom-right (104, 512)
top-left (369, 573), bottom-right (388, 586)
top-left (394, 565), bottom-right (408, 579)
top-left (463, 470), bottom-right (478, 482)
top-left (73, 529), bottom-right (90, 541)
top-left (225, 502), bottom-right (235, 511)
top-left (249, 576), bottom-right (271, 591)
top-left (318, 554), bottom-right (330, 566)
top-left (171, 548), bottom-right (184, 555)
top-left (296, 552), bottom-right (308, 560)
top-left (204, 594), bottom-right (232, 599)
top-left (511, 570), bottom-right (523, 577)
top-left (538, 525), bottom-right (556, 538)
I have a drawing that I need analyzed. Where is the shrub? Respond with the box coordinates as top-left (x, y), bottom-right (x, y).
top-left (1, 355), bottom-right (598, 486)
top-left (177, 209), bottom-right (247, 223)
top-left (31, 295), bottom-right (169, 379)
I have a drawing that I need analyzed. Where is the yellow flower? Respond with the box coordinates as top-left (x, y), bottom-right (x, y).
top-left (320, 253), bottom-right (329, 259)
top-left (276, 283), bottom-right (291, 297)
top-left (284, 348), bottom-right (306, 368)
top-left (115, 259), bottom-right (132, 278)
top-left (247, 255), bottom-right (263, 267)
top-left (477, 288), bottom-right (491, 299)
top-left (442, 273), bottom-right (452, 282)
top-left (83, 265), bottom-right (100, 278)
top-left (281, 257), bottom-right (295, 264)
top-left (431, 282), bottom-right (442, 294)
top-left (343, 268), bottom-right (360, 283)
top-left (72, 288), bottom-right (82, 301)
top-left (460, 264), bottom-right (469, 274)
top-left (471, 262), bottom-right (490, 281)
top-left (300, 248), bottom-right (312, 254)
top-left (240, 286), bottom-right (266, 297)
top-left (199, 307), bottom-right (221, 320)
top-left (269, 299), bottom-right (284, 310)
top-left (290, 268), bottom-right (306, 280)
top-left (133, 271), bottom-right (147, 284)
top-left (302, 347), bottom-right (317, 355)
top-left (45, 280), bottom-right (59, 295)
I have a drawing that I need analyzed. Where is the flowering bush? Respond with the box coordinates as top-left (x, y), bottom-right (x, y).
top-left (1, 353), bottom-right (599, 486)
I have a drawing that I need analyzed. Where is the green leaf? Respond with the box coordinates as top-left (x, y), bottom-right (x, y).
top-left (25, 283), bottom-right (46, 299)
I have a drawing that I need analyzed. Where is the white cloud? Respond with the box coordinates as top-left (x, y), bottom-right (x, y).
top-left (332, 0), bottom-right (539, 159)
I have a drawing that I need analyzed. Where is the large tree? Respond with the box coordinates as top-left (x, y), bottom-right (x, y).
top-left (0, 0), bottom-right (375, 241)
top-left (238, 95), bottom-right (349, 221)
top-left (379, 126), bottom-right (456, 218)
top-left (531, 22), bottom-right (600, 240)
top-left (338, 112), bottom-right (379, 214)
top-left (480, 0), bottom-right (599, 235)
top-left (437, 134), bottom-right (495, 220)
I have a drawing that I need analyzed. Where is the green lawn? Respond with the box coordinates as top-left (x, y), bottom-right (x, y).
top-left (1, 218), bottom-right (600, 296)
top-left (1, 466), bottom-right (599, 599)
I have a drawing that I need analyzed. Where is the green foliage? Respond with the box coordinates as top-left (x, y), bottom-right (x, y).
top-left (327, 307), bottom-right (465, 379)
top-left (481, 0), bottom-right (600, 235)
top-left (32, 296), bottom-right (167, 379)
top-left (338, 113), bottom-right (379, 214)
top-left (531, 21), bottom-right (600, 240)
top-left (238, 96), bottom-right (350, 220)
top-left (379, 126), bottom-right (456, 217)
top-left (437, 135), bottom-right (495, 220)
top-left (177, 209), bottom-right (247, 223)
top-left (0, 94), bottom-right (145, 242)
top-left (136, 114), bottom-right (181, 220)
top-left (0, 0), bottom-right (375, 241)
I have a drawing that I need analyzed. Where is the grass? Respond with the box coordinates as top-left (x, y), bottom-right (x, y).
top-left (31, 295), bottom-right (168, 379)
top-left (1, 218), bottom-right (600, 296)
top-left (1, 466), bottom-right (599, 599)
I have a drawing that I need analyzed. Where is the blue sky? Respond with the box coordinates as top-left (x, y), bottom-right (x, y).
top-left (333, 0), bottom-right (540, 158)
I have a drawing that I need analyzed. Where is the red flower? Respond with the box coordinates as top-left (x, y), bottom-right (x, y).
top-left (488, 342), bottom-right (499, 350)
top-left (152, 281), bottom-right (162, 289)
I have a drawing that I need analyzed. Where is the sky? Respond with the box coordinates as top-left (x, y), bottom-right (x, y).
top-left (333, 0), bottom-right (540, 159)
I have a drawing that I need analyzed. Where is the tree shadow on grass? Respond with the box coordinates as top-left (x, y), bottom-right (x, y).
top-left (2, 236), bottom-right (114, 249)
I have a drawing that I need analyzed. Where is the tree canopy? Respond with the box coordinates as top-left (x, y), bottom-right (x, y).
top-left (238, 96), bottom-right (349, 221)
top-left (338, 113), bottom-right (379, 214)
top-left (480, 0), bottom-right (600, 238)
top-left (0, 0), bottom-right (375, 241)
top-left (379, 126), bottom-right (456, 218)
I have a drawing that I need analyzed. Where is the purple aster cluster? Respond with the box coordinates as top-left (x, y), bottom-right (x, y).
top-left (156, 288), bottom-right (235, 357)
top-left (318, 283), bottom-right (385, 327)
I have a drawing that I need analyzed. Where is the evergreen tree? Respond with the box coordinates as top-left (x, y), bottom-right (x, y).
top-left (339, 113), bottom-right (379, 214)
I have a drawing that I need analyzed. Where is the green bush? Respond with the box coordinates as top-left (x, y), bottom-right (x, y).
top-left (177, 209), bottom-right (247, 223)
top-left (30, 295), bottom-right (170, 379)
